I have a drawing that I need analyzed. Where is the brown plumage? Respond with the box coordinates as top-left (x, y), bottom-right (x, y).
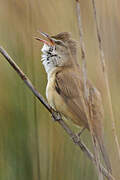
top-left (54, 67), bottom-right (111, 173)
top-left (37, 32), bottom-right (112, 174)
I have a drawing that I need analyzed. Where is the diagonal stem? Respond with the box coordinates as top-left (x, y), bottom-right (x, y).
top-left (0, 46), bottom-right (114, 180)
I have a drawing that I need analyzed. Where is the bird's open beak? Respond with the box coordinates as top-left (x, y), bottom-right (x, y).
top-left (34, 31), bottom-right (55, 46)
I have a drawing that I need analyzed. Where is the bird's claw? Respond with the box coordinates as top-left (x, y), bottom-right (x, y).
top-left (72, 134), bottom-right (80, 144)
top-left (51, 111), bottom-right (61, 121)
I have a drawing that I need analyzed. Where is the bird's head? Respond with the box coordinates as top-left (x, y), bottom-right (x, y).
top-left (35, 32), bottom-right (77, 74)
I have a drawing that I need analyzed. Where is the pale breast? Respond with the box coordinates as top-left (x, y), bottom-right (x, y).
top-left (46, 74), bottom-right (56, 109)
top-left (46, 70), bottom-right (65, 110)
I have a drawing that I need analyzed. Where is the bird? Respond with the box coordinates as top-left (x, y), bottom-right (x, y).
top-left (35, 31), bottom-right (112, 174)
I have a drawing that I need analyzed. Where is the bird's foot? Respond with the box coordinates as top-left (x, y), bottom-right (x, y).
top-left (72, 134), bottom-right (80, 144)
top-left (72, 128), bottom-right (86, 144)
top-left (51, 111), bottom-right (61, 121)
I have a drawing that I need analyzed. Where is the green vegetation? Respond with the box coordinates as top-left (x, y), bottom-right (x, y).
top-left (0, 0), bottom-right (120, 179)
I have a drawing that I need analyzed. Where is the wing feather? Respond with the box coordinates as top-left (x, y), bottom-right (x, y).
top-left (55, 69), bottom-right (88, 127)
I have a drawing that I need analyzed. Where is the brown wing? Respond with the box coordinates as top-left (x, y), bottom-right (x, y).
top-left (88, 86), bottom-right (104, 134)
top-left (55, 68), bottom-right (110, 170)
top-left (55, 68), bottom-right (88, 127)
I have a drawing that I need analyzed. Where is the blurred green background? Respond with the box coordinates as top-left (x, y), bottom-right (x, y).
top-left (0, 0), bottom-right (120, 180)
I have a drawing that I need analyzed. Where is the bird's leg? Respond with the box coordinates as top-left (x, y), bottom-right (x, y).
top-left (77, 127), bottom-right (86, 137)
top-left (71, 134), bottom-right (80, 144)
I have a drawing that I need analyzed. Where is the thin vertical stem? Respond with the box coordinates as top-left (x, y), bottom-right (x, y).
top-left (75, 1), bottom-right (103, 179)
top-left (76, 0), bottom-right (89, 100)
top-left (91, 0), bottom-right (120, 161)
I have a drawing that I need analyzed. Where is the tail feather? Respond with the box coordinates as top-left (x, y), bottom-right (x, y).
top-left (96, 135), bottom-right (112, 174)
top-left (93, 135), bottom-right (104, 180)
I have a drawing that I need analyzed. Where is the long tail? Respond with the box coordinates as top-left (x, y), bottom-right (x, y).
top-left (96, 133), bottom-right (112, 174)
top-left (92, 135), bottom-right (104, 180)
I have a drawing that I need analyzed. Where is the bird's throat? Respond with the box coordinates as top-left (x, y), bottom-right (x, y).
top-left (41, 44), bottom-right (60, 78)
